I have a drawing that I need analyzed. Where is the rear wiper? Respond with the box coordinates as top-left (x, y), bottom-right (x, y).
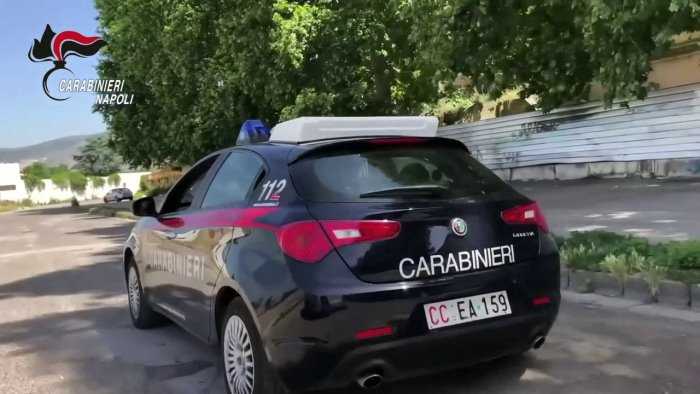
top-left (359, 185), bottom-right (450, 198)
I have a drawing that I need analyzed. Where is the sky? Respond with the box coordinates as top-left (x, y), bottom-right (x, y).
top-left (0, 0), bottom-right (106, 148)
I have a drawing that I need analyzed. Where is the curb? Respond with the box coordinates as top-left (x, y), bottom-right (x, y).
top-left (562, 291), bottom-right (700, 323)
top-left (562, 268), bottom-right (696, 310)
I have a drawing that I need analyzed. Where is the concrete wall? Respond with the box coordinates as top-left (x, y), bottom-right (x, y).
top-left (0, 163), bottom-right (26, 201)
top-left (439, 84), bottom-right (700, 181)
top-left (0, 167), bottom-right (149, 203)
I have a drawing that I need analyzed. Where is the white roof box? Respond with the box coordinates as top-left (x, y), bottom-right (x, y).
top-left (268, 116), bottom-right (439, 143)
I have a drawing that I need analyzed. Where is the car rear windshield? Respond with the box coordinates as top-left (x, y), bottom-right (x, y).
top-left (290, 141), bottom-right (515, 202)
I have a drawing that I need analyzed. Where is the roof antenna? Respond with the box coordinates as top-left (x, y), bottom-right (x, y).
top-left (237, 119), bottom-right (271, 145)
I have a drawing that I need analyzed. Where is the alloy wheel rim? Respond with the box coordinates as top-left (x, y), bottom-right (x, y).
top-left (127, 267), bottom-right (140, 319)
top-left (223, 315), bottom-right (255, 394)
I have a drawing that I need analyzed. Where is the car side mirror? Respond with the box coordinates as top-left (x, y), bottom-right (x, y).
top-left (132, 197), bottom-right (157, 217)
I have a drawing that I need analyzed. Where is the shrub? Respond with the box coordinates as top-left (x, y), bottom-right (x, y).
top-left (147, 170), bottom-right (182, 189)
top-left (654, 241), bottom-right (700, 271)
top-left (107, 173), bottom-right (121, 187)
top-left (139, 174), bottom-right (149, 192)
top-left (558, 243), bottom-right (602, 271)
top-left (91, 176), bottom-right (106, 188)
top-left (50, 171), bottom-right (70, 190)
top-left (600, 254), bottom-right (632, 295)
top-left (565, 230), bottom-right (652, 257)
top-left (634, 253), bottom-right (666, 302)
top-left (146, 185), bottom-right (171, 197)
top-left (68, 171), bottom-right (88, 194)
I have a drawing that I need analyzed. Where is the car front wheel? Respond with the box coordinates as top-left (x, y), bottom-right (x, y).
top-left (221, 299), bottom-right (287, 394)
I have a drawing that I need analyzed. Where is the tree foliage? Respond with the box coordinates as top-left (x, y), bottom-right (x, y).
top-left (95, 0), bottom-right (700, 167)
top-left (22, 162), bottom-right (51, 180)
top-left (73, 136), bottom-right (122, 176)
top-left (23, 173), bottom-right (45, 195)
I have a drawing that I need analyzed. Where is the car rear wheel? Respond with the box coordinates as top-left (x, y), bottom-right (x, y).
top-left (127, 260), bottom-right (166, 329)
top-left (221, 299), bottom-right (288, 394)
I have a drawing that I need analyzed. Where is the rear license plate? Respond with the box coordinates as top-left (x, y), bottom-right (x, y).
top-left (424, 290), bottom-right (512, 330)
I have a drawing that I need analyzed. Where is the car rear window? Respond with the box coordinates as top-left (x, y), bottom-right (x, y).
top-left (290, 141), bottom-right (514, 202)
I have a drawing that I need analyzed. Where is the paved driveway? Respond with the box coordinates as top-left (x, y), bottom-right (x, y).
top-left (1, 207), bottom-right (699, 393)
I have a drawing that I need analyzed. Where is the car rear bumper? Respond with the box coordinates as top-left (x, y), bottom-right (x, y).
top-left (331, 304), bottom-right (556, 384)
top-left (268, 298), bottom-right (558, 392)
top-left (263, 251), bottom-right (560, 392)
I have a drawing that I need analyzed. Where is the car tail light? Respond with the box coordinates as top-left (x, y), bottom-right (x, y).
top-left (501, 201), bottom-right (549, 232)
top-left (276, 221), bottom-right (334, 263)
top-left (276, 220), bottom-right (401, 263)
top-left (320, 220), bottom-right (401, 248)
top-left (533, 296), bottom-right (552, 306)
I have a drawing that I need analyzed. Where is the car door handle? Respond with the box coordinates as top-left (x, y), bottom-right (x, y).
top-left (162, 231), bottom-right (177, 240)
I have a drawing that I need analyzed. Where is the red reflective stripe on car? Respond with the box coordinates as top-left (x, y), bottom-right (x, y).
top-left (144, 207), bottom-right (280, 230)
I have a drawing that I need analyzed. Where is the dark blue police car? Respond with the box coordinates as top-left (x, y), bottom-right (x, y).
top-left (123, 116), bottom-right (560, 394)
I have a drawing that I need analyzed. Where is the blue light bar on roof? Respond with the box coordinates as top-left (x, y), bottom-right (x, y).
top-left (237, 119), bottom-right (271, 145)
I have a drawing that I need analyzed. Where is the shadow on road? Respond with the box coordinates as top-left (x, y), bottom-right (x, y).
top-left (0, 251), bottom-right (123, 300)
top-left (65, 215), bottom-right (135, 242)
top-left (324, 354), bottom-right (532, 394)
top-left (16, 206), bottom-right (85, 216)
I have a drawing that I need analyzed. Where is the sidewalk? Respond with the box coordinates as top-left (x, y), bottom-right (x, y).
top-left (563, 290), bottom-right (700, 323)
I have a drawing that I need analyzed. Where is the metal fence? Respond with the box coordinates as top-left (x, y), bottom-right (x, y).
top-left (438, 84), bottom-right (700, 170)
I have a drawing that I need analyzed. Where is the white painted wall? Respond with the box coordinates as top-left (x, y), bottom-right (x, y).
top-left (439, 84), bottom-right (700, 174)
top-left (0, 165), bottom-right (149, 204)
top-left (0, 163), bottom-right (26, 201)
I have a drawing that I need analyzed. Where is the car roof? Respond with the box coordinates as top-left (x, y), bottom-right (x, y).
top-left (206, 135), bottom-right (467, 170)
top-left (267, 116), bottom-right (439, 144)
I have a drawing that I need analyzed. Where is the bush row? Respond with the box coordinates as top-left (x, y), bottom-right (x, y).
top-left (556, 231), bottom-right (700, 298)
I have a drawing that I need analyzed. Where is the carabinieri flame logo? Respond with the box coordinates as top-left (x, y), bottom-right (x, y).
top-left (28, 24), bottom-right (108, 101)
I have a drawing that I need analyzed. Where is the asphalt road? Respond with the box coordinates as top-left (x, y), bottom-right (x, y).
top-left (2, 207), bottom-right (700, 394)
top-left (512, 178), bottom-right (700, 241)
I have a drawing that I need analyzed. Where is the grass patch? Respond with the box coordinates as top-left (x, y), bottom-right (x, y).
top-left (0, 199), bottom-right (34, 213)
top-left (87, 206), bottom-right (137, 220)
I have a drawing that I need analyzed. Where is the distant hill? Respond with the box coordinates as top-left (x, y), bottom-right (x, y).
top-left (0, 133), bottom-right (106, 168)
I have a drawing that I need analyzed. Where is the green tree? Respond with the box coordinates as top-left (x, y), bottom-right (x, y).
top-left (73, 136), bottom-right (122, 176)
top-left (410, 0), bottom-right (700, 110)
top-left (23, 173), bottom-right (45, 197)
top-left (95, 0), bottom-right (700, 167)
top-left (22, 162), bottom-right (51, 179)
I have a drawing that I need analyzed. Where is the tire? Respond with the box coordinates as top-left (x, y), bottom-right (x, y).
top-left (221, 299), bottom-right (288, 394)
top-left (126, 259), bottom-right (167, 329)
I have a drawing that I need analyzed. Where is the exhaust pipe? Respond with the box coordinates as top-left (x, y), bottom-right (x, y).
top-left (356, 373), bottom-right (383, 389)
top-left (532, 335), bottom-right (546, 350)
